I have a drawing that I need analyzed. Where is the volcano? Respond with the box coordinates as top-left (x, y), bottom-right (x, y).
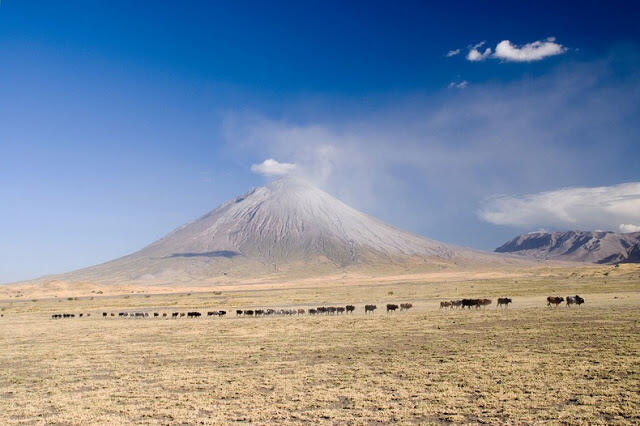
top-left (33, 178), bottom-right (518, 285)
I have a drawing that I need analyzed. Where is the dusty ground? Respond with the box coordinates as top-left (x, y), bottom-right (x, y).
top-left (1, 264), bottom-right (639, 424)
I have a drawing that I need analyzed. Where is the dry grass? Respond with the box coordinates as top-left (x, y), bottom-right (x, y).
top-left (1, 266), bottom-right (639, 424)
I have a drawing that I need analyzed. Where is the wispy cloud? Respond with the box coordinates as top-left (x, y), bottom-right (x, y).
top-left (448, 80), bottom-right (469, 89)
top-left (250, 158), bottom-right (297, 176)
top-left (465, 37), bottom-right (567, 63)
top-left (479, 183), bottom-right (640, 232)
top-left (494, 37), bottom-right (567, 62)
top-left (446, 48), bottom-right (460, 57)
top-left (466, 41), bottom-right (492, 61)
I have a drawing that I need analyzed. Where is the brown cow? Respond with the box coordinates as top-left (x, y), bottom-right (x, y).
top-left (400, 303), bottom-right (413, 311)
top-left (479, 299), bottom-right (492, 308)
top-left (440, 301), bottom-right (452, 309)
top-left (547, 296), bottom-right (564, 307)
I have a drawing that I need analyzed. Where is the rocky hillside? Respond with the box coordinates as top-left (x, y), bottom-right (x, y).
top-left (495, 231), bottom-right (640, 264)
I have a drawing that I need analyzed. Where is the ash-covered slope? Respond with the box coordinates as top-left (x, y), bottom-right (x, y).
top-left (44, 178), bottom-right (515, 285)
top-left (495, 230), bottom-right (640, 264)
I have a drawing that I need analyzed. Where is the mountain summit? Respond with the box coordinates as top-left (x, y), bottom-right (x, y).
top-left (39, 178), bottom-right (512, 285)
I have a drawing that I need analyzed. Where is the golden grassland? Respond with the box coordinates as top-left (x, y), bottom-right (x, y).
top-left (1, 264), bottom-right (639, 424)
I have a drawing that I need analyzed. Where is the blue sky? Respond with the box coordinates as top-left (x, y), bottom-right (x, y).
top-left (1, 1), bottom-right (640, 283)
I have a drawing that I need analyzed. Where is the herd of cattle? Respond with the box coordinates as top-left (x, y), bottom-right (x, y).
top-left (438, 296), bottom-right (585, 309)
top-left (48, 297), bottom-right (585, 320)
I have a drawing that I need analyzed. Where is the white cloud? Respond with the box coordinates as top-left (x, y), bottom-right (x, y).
top-left (493, 37), bottom-right (567, 62)
top-left (620, 223), bottom-right (640, 233)
top-left (467, 42), bottom-right (492, 61)
top-left (250, 158), bottom-right (297, 176)
top-left (479, 183), bottom-right (640, 231)
top-left (446, 49), bottom-right (460, 57)
top-left (448, 80), bottom-right (469, 89)
top-left (224, 53), bottom-right (640, 246)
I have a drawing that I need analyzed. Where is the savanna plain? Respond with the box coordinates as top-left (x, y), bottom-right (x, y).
top-left (1, 265), bottom-right (639, 424)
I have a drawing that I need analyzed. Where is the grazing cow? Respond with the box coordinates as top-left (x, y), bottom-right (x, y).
top-left (497, 298), bottom-right (512, 308)
top-left (298, 308), bottom-right (306, 315)
top-left (309, 309), bottom-right (317, 315)
top-left (172, 312), bottom-right (179, 318)
top-left (440, 301), bottom-right (452, 309)
top-left (103, 312), bottom-right (107, 317)
top-left (400, 303), bottom-right (413, 311)
top-left (461, 299), bottom-right (481, 309)
top-left (153, 312), bottom-right (159, 317)
top-left (162, 313), bottom-right (167, 317)
top-left (365, 304), bottom-right (377, 314)
top-left (336, 307), bottom-right (345, 314)
top-left (547, 296), bottom-right (564, 307)
top-left (328, 307), bottom-right (337, 315)
top-left (207, 311), bottom-right (216, 316)
top-left (451, 300), bottom-right (462, 309)
top-left (236, 309), bottom-right (243, 316)
top-left (317, 307), bottom-right (327, 315)
top-left (244, 310), bottom-right (254, 316)
top-left (179, 312), bottom-right (185, 317)
top-left (79, 313), bottom-right (83, 318)
top-left (218, 310), bottom-right (226, 316)
top-left (566, 295), bottom-right (585, 307)
top-left (386, 304), bottom-right (399, 313)
top-left (346, 305), bottom-right (355, 314)
top-left (255, 309), bottom-right (264, 316)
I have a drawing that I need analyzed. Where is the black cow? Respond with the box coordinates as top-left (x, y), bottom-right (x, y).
top-left (461, 299), bottom-right (481, 309)
top-left (386, 304), bottom-right (399, 313)
top-left (346, 305), bottom-right (355, 314)
top-left (365, 304), bottom-right (377, 314)
top-left (497, 298), bottom-right (512, 308)
top-left (566, 295), bottom-right (585, 307)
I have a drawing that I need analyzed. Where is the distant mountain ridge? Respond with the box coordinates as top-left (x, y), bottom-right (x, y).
top-left (495, 230), bottom-right (640, 264)
top-left (27, 178), bottom-right (523, 286)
